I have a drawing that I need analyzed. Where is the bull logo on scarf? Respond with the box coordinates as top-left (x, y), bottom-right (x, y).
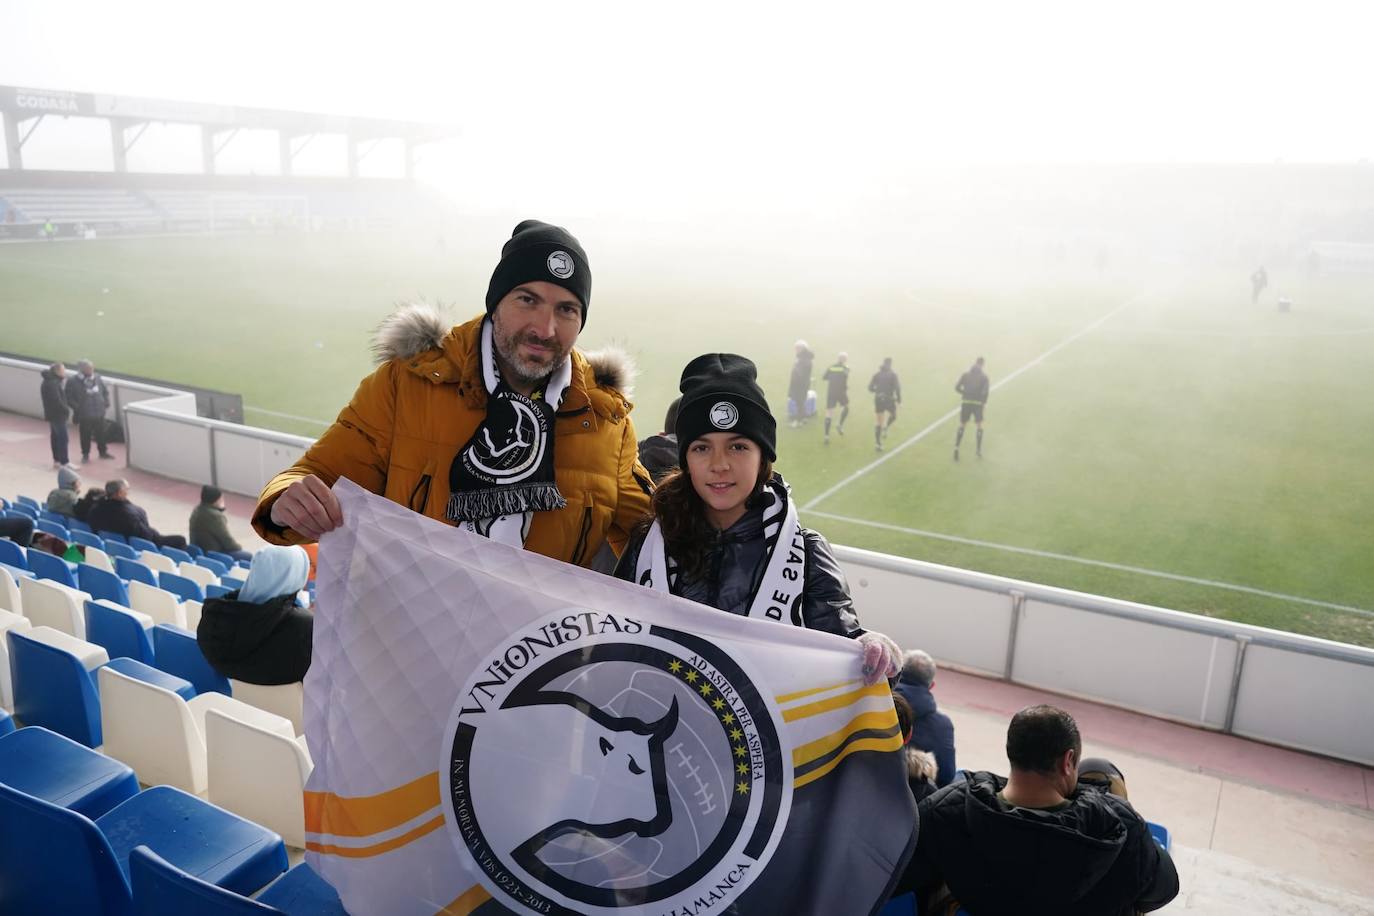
top-left (464, 397), bottom-right (545, 482)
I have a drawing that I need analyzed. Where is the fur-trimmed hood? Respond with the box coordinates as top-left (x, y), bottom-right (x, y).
top-left (372, 302), bottom-right (634, 395)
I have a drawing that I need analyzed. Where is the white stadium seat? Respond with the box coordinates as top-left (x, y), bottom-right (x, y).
top-left (18, 577), bottom-right (90, 639)
top-left (0, 608), bottom-right (33, 712)
top-left (182, 599), bottom-right (203, 632)
top-left (137, 551), bottom-right (176, 574)
top-left (128, 579), bottom-right (186, 629)
top-left (82, 546), bottom-right (114, 574)
top-left (98, 665), bottom-right (293, 796)
top-left (229, 680), bottom-right (306, 736)
top-left (0, 565), bottom-right (21, 615)
top-left (205, 707), bottom-right (312, 847)
top-left (177, 562), bottom-right (218, 590)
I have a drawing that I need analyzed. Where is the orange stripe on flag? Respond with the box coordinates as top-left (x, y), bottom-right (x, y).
top-left (304, 771), bottom-right (441, 837)
top-left (437, 884), bottom-right (494, 915)
top-left (305, 814), bottom-right (446, 858)
top-left (781, 682), bottom-right (891, 723)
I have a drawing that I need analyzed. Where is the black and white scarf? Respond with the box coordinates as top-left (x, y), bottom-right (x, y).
top-left (635, 476), bottom-right (808, 625)
top-left (446, 319), bottom-right (570, 546)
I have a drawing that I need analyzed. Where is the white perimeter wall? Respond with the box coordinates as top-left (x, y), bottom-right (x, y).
top-left (4, 356), bottom-right (1371, 766)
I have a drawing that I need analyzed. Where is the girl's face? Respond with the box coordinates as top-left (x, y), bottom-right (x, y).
top-left (685, 432), bottom-right (763, 530)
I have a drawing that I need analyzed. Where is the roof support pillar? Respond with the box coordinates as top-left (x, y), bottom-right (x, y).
top-left (2, 113), bottom-right (21, 171)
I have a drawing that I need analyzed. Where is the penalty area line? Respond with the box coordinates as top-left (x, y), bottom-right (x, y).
top-left (802, 291), bottom-right (1145, 512)
top-left (805, 509), bottom-right (1374, 619)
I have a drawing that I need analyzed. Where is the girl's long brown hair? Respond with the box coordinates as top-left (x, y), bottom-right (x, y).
top-left (644, 458), bottom-right (775, 582)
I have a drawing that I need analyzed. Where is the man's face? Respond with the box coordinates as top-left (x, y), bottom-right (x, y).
top-left (82, 364), bottom-right (94, 377)
top-left (55, 364), bottom-right (66, 377)
top-left (490, 282), bottom-right (582, 387)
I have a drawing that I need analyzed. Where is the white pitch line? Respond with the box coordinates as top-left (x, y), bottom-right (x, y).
top-left (806, 509), bottom-right (1374, 618)
top-left (243, 406), bottom-right (332, 426)
top-left (802, 292), bottom-right (1146, 511)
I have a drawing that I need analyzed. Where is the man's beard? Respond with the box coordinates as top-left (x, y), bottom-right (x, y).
top-left (491, 316), bottom-right (570, 386)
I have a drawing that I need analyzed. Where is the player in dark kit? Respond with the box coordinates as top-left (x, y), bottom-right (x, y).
top-left (1250, 266), bottom-right (1268, 304)
top-left (953, 356), bottom-right (989, 461)
top-left (868, 357), bottom-right (901, 452)
top-left (822, 352), bottom-right (850, 444)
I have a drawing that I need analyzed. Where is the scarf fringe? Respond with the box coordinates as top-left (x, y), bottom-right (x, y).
top-left (446, 483), bottom-right (567, 523)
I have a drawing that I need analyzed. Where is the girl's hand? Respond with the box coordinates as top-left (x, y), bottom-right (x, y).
top-left (858, 631), bottom-right (902, 686)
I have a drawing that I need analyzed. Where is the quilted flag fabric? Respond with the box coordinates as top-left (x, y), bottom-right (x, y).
top-left (304, 478), bottom-right (916, 915)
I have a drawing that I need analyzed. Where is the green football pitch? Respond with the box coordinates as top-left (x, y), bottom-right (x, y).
top-left (4, 232), bottom-right (1372, 646)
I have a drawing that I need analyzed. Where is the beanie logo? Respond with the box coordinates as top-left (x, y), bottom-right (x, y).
top-left (546, 251), bottom-right (575, 279)
top-left (709, 401), bottom-right (739, 430)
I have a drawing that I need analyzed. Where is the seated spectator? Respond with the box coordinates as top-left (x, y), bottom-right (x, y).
top-left (189, 485), bottom-right (252, 562)
top-left (0, 515), bottom-right (34, 547)
top-left (893, 693), bottom-right (939, 803)
top-left (897, 704), bottom-right (1179, 915)
top-left (894, 649), bottom-right (956, 787)
top-left (86, 479), bottom-right (188, 549)
top-left (46, 466), bottom-right (82, 517)
top-left (637, 396), bottom-right (682, 483)
top-left (198, 545), bottom-right (312, 685)
top-left (72, 486), bottom-right (105, 522)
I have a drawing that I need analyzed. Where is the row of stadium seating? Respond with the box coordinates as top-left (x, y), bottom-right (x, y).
top-left (0, 187), bottom-right (306, 229)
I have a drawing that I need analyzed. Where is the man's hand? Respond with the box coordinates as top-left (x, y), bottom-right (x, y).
top-left (269, 474), bottom-right (343, 541)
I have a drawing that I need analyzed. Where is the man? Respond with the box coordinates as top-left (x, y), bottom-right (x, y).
top-left (46, 466), bottom-right (82, 518)
top-left (40, 361), bottom-right (70, 467)
top-left (1251, 265), bottom-right (1268, 303)
top-left (88, 479), bottom-right (189, 549)
top-left (821, 352), bottom-right (849, 444)
top-left (253, 220), bottom-right (652, 569)
top-left (893, 650), bottom-right (956, 788)
top-left (953, 356), bottom-right (989, 462)
top-left (64, 359), bottom-right (112, 463)
top-left (636, 397), bottom-right (681, 484)
top-left (868, 357), bottom-right (900, 451)
top-left (787, 340), bottom-right (814, 428)
top-left (899, 704), bottom-right (1179, 915)
top-left (190, 485), bottom-right (252, 562)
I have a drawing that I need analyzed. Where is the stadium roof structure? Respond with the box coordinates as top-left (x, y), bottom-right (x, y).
top-left (1, 84), bottom-right (457, 178)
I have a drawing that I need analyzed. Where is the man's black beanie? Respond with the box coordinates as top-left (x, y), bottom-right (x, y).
top-left (485, 220), bottom-right (592, 327)
top-left (675, 354), bottom-right (777, 465)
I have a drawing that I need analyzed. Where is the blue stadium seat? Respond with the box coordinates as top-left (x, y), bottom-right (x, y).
top-left (185, 544), bottom-right (204, 559)
top-left (9, 502), bottom-right (39, 519)
top-left (159, 571), bottom-right (205, 603)
top-left (8, 629), bottom-right (104, 747)
top-left (131, 847), bottom-right (347, 916)
top-left (129, 536), bottom-right (160, 554)
top-left (880, 892), bottom-right (918, 915)
top-left (0, 709), bottom-right (13, 738)
top-left (35, 518), bottom-right (71, 539)
top-left (16, 495), bottom-right (41, 511)
top-left (206, 550), bottom-right (240, 568)
top-left (68, 517), bottom-right (94, 534)
top-left (105, 539), bottom-right (138, 560)
top-left (1146, 820), bottom-right (1172, 852)
top-left (221, 575), bottom-right (247, 590)
top-left (104, 656), bottom-right (195, 701)
top-left (153, 625), bottom-right (230, 696)
top-left (205, 584), bottom-right (234, 600)
top-left (0, 725), bottom-right (139, 818)
top-left (195, 556), bottom-right (230, 577)
top-left (100, 530), bottom-right (129, 545)
top-left (0, 782), bottom-right (288, 913)
top-left (85, 600), bottom-right (157, 666)
top-left (0, 496), bottom-right (8, 509)
top-left (71, 529), bottom-right (107, 551)
top-left (80, 563), bottom-right (131, 607)
top-left (39, 508), bottom-right (67, 524)
top-left (0, 538), bottom-right (27, 570)
top-left (28, 548), bottom-right (80, 589)
top-left (160, 546), bottom-right (193, 566)
top-left (117, 556), bottom-right (159, 587)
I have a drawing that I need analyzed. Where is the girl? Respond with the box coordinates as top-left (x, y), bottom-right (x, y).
top-left (615, 353), bottom-right (900, 684)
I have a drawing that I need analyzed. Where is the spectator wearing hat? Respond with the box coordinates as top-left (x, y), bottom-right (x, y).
top-left (253, 220), bottom-right (651, 570)
top-left (198, 545), bottom-right (313, 685)
top-left (46, 466), bottom-right (83, 517)
top-left (190, 485), bottom-right (251, 562)
top-left (614, 352), bottom-right (903, 683)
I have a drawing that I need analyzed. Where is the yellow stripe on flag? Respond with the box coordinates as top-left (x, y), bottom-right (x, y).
top-left (781, 682), bottom-right (891, 723)
top-left (437, 884), bottom-right (494, 915)
top-left (304, 771), bottom-right (441, 838)
top-left (792, 710), bottom-right (899, 769)
top-left (305, 814), bottom-right (446, 858)
top-left (793, 736), bottom-right (905, 789)
top-left (774, 678), bottom-right (862, 705)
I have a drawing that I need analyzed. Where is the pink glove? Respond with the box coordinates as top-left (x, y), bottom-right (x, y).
top-left (857, 631), bottom-right (902, 686)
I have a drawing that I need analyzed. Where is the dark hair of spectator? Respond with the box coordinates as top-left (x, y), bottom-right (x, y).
top-left (1006, 704), bottom-right (1081, 774)
top-left (893, 693), bottom-right (914, 744)
top-left (644, 460), bottom-right (773, 582)
top-left (663, 397), bottom-right (681, 435)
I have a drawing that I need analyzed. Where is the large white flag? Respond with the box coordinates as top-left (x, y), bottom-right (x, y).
top-left (304, 479), bottom-right (916, 915)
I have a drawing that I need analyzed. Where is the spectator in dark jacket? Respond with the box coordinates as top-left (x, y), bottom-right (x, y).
top-left (894, 693), bottom-right (939, 804)
top-left (189, 485), bottom-right (251, 562)
top-left (0, 516), bottom-right (34, 547)
top-left (636, 396), bottom-right (682, 484)
top-left (894, 650), bottom-right (957, 787)
top-left (63, 359), bottom-right (112, 463)
top-left (87, 479), bottom-right (187, 549)
top-left (198, 545), bottom-right (312, 685)
top-left (46, 466), bottom-right (82, 517)
top-left (896, 704), bottom-right (1179, 916)
top-left (40, 362), bottom-right (70, 466)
